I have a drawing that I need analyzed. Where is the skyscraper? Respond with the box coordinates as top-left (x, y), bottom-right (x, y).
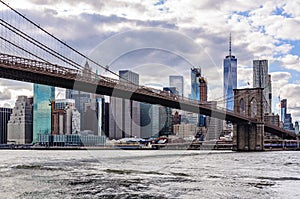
top-left (0, 107), bottom-right (12, 144)
top-left (66, 89), bottom-right (91, 129)
top-left (140, 103), bottom-right (160, 138)
top-left (253, 60), bottom-right (272, 113)
top-left (191, 67), bottom-right (201, 101)
top-left (223, 34), bottom-right (237, 111)
top-left (109, 70), bottom-right (141, 139)
top-left (280, 99), bottom-right (294, 131)
top-left (199, 77), bottom-right (208, 102)
top-left (189, 67), bottom-right (202, 127)
top-left (169, 75), bottom-right (184, 97)
top-left (281, 99), bottom-right (287, 123)
top-left (199, 77), bottom-right (207, 127)
top-left (8, 96), bottom-right (33, 144)
top-left (33, 84), bottom-right (55, 143)
top-left (66, 61), bottom-right (104, 135)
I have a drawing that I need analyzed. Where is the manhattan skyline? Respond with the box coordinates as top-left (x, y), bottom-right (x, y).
top-left (0, 0), bottom-right (299, 122)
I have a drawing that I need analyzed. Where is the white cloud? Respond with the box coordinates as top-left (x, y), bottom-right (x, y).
top-left (1, 0), bottom-right (300, 122)
top-left (278, 54), bottom-right (300, 71)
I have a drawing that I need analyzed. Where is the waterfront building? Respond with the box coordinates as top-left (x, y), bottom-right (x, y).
top-left (173, 111), bottom-right (181, 125)
top-left (223, 34), bottom-right (237, 111)
top-left (159, 87), bottom-right (179, 135)
top-left (264, 113), bottom-right (280, 126)
top-left (7, 96), bottom-right (33, 144)
top-left (66, 89), bottom-right (90, 128)
top-left (140, 103), bottom-right (160, 138)
top-left (33, 84), bottom-right (55, 143)
top-left (173, 123), bottom-right (196, 138)
top-left (83, 97), bottom-right (105, 136)
top-left (169, 75), bottom-right (184, 97)
top-left (51, 99), bottom-right (80, 135)
top-left (104, 102), bottom-right (110, 137)
top-left (185, 112), bottom-right (198, 125)
top-left (159, 104), bottom-right (173, 136)
top-left (109, 70), bottom-right (140, 139)
top-left (253, 60), bottom-right (272, 113)
top-left (66, 61), bottom-right (103, 133)
top-left (0, 107), bottom-right (12, 144)
top-left (295, 121), bottom-right (299, 135)
top-left (205, 101), bottom-right (223, 140)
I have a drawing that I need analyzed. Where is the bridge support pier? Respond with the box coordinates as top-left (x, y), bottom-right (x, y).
top-left (233, 88), bottom-right (265, 151)
top-left (233, 123), bottom-right (264, 151)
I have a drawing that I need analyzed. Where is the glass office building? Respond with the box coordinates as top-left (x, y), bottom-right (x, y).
top-left (33, 84), bottom-right (55, 143)
top-left (223, 35), bottom-right (237, 111)
top-left (191, 67), bottom-right (201, 101)
top-left (169, 75), bottom-right (184, 97)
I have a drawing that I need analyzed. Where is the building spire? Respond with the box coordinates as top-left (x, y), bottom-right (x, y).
top-left (229, 32), bottom-right (232, 57)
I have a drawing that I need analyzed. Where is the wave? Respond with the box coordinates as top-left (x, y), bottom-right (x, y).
top-left (13, 164), bottom-right (63, 171)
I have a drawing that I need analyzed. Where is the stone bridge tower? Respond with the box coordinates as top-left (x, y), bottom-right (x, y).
top-left (233, 88), bottom-right (264, 151)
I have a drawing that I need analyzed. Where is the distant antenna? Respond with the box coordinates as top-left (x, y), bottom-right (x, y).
top-left (229, 33), bottom-right (232, 57)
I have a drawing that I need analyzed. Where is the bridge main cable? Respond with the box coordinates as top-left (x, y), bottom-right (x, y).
top-left (0, 0), bottom-right (136, 86)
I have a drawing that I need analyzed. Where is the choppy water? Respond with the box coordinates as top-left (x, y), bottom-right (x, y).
top-left (0, 149), bottom-right (299, 199)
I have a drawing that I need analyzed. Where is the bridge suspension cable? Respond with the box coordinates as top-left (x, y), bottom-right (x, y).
top-left (0, 0), bottom-right (141, 88)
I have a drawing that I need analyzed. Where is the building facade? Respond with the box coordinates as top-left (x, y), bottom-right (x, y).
top-left (0, 107), bottom-right (12, 144)
top-left (280, 99), bottom-right (294, 131)
top-left (284, 113), bottom-right (293, 131)
top-left (281, 99), bottom-right (287, 123)
top-left (205, 101), bottom-right (223, 140)
top-left (295, 121), bottom-right (299, 135)
top-left (7, 96), bottom-right (33, 144)
top-left (140, 103), bottom-right (160, 138)
top-left (169, 75), bottom-right (184, 97)
top-left (83, 97), bottom-right (105, 136)
top-left (33, 84), bottom-right (55, 143)
top-left (191, 67), bottom-right (201, 101)
top-left (264, 113), bottom-right (280, 126)
top-left (223, 40), bottom-right (237, 111)
top-left (199, 77), bottom-right (208, 102)
top-left (51, 99), bottom-right (80, 135)
top-left (65, 61), bottom-right (104, 133)
top-left (199, 77), bottom-right (208, 127)
top-left (109, 70), bottom-right (141, 139)
top-left (253, 60), bottom-right (272, 113)
top-left (173, 123), bottom-right (196, 138)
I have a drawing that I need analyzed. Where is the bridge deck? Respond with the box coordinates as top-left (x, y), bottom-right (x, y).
top-left (0, 53), bottom-right (296, 139)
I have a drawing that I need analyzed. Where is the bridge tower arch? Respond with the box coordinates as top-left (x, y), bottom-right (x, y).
top-left (233, 88), bottom-right (264, 151)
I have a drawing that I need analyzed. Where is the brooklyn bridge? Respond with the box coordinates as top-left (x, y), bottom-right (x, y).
top-left (0, 0), bottom-right (297, 151)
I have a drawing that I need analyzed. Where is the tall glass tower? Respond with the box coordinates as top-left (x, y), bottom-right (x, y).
top-left (33, 84), bottom-right (55, 143)
top-left (169, 75), bottom-right (184, 97)
top-left (223, 34), bottom-right (237, 111)
top-left (191, 67), bottom-right (201, 101)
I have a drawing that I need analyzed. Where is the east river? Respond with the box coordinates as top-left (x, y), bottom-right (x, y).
top-left (0, 149), bottom-right (299, 198)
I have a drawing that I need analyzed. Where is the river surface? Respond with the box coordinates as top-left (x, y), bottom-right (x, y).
top-left (0, 149), bottom-right (299, 199)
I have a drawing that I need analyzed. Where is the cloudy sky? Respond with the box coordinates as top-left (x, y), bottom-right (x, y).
top-left (1, 0), bottom-right (300, 122)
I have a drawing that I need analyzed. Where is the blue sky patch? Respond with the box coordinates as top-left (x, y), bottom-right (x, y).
top-left (272, 6), bottom-right (292, 18)
top-left (154, 0), bottom-right (166, 6)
